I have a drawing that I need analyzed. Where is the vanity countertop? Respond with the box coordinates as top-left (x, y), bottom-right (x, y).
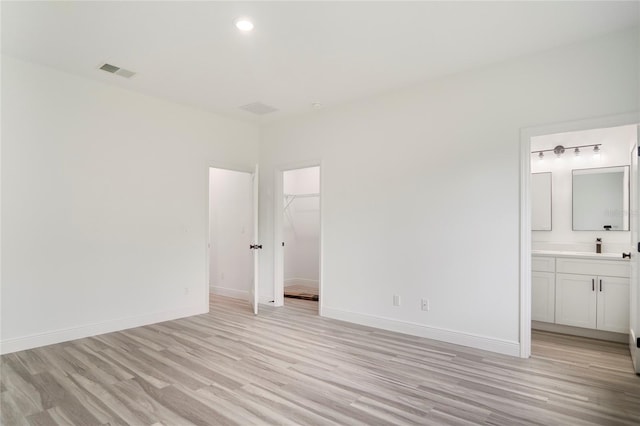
top-left (532, 250), bottom-right (630, 261)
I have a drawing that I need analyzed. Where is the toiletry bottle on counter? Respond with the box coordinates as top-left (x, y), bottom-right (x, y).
top-left (596, 238), bottom-right (602, 254)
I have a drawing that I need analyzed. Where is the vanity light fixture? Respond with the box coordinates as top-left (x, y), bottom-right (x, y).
top-left (532, 143), bottom-right (601, 159)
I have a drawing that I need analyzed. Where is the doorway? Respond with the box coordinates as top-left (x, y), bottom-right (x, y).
top-left (274, 165), bottom-right (321, 312)
top-left (208, 166), bottom-right (260, 314)
top-left (519, 113), bottom-right (640, 371)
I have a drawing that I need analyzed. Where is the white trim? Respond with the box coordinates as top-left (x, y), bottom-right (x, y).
top-left (519, 127), bottom-right (532, 358)
top-left (0, 304), bottom-right (207, 355)
top-left (630, 328), bottom-right (640, 373)
top-left (274, 168), bottom-right (285, 307)
top-left (519, 112), bottom-right (639, 359)
top-left (209, 285), bottom-right (250, 300)
top-left (323, 307), bottom-right (520, 357)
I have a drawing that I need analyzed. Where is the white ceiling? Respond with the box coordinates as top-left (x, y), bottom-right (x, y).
top-left (2, 1), bottom-right (638, 123)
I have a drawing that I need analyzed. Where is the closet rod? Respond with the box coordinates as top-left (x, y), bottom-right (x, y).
top-left (284, 193), bottom-right (319, 210)
top-left (283, 193), bottom-right (319, 198)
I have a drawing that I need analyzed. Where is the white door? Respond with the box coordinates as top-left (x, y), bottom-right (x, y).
top-left (251, 164), bottom-right (260, 315)
top-left (209, 167), bottom-right (256, 314)
top-left (555, 273), bottom-right (597, 329)
top-left (597, 276), bottom-right (630, 333)
top-left (630, 129), bottom-right (640, 373)
top-left (532, 271), bottom-right (555, 323)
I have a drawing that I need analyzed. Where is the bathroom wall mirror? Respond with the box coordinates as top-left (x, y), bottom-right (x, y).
top-left (532, 172), bottom-right (552, 231)
top-left (572, 166), bottom-right (629, 231)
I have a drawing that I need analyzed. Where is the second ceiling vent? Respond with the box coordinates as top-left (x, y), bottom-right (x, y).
top-left (99, 63), bottom-right (136, 79)
top-left (239, 102), bottom-right (278, 115)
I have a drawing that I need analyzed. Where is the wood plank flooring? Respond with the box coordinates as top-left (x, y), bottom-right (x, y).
top-left (2, 296), bottom-right (639, 425)
top-left (284, 285), bottom-right (319, 301)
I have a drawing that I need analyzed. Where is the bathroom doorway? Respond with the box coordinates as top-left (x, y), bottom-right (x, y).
top-left (519, 114), bottom-right (639, 370)
top-left (274, 165), bottom-right (321, 313)
top-left (208, 166), bottom-right (260, 314)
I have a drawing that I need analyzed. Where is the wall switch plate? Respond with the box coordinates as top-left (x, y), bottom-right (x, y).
top-left (393, 295), bottom-right (401, 306)
top-left (421, 298), bottom-right (430, 311)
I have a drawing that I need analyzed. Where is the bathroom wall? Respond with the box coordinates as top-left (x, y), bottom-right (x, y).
top-left (531, 125), bottom-right (637, 253)
top-left (283, 167), bottom-right (320, 287)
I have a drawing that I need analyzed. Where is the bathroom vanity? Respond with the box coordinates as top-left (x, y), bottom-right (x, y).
top-left (532, 250), bottom-right (630, 340)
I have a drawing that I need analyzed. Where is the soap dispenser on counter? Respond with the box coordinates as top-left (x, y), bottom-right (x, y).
top-left (596, 238), bottom-right (602, 254)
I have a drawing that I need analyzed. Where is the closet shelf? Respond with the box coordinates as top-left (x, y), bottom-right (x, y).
top-left (284, 193), bottom-right (320, 235)
top-left (284, 193), bottom-right (319, 209)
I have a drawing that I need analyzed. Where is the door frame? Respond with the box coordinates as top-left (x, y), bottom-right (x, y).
top-left (519, 112), bottom-right (639, 358)
top-left (206, 162), bottom-right (258, 312)
top-left (273, 161), bottom-right (323, 313)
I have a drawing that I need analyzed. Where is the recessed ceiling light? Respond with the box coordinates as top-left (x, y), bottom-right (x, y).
top-left (235, 18), bottom-right (254, 32)
top-left (312, 102), bottom-right (323, 109)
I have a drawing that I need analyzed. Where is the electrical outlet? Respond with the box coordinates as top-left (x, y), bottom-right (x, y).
top-left (421, 298), bottom-right (430, 311)
top-left (221, 272), bottom-right (225, 281)
top-left (393, 295), bottom-right (401, 306)
top-left (184, 287), bottom-right (189, 295)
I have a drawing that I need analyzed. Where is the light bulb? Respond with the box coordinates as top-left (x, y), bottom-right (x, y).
top-left (235, 18), bottom-right (254, 32)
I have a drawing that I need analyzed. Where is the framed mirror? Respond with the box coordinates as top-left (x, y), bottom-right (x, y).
top-left (532, 172), bottom-right (552, 231)
top-left (572, 166), bottom-right (629, 231)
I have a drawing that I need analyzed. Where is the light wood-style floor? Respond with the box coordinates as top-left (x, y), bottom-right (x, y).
top-left (2, 296), bottom-right (639, 425)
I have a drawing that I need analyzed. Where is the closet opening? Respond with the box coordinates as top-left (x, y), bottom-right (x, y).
top-left (278, 166), bottom-right (321, 312)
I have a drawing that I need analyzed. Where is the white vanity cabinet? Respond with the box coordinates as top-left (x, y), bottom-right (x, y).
top-left (531, 257), bottom-right (555, 323)
top-left (555, 258), bottom-right (629, 333)
top-left (555, 273), bottom-right (597, 329)
top-left (532, 253), bottom-right (630, 335)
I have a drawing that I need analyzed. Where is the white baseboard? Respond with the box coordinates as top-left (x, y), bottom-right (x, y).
top-left (630, 328), bottom-right (640, 374)
top-left (532, 321), bottom-right (627, 343)
top-left (0, 304), bottom-right (208, 355)
top-left (322, 307), bottom-right (520, 357)
top-left (209, 285), bottom-right (249, 300)
top-left (284, 278), bottom-right (319, 288)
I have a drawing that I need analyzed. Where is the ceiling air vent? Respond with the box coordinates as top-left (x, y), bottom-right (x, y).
top-left (239, 102), bottom-right (278, 115)
top-left (99, 63), bottom-right (136, 79)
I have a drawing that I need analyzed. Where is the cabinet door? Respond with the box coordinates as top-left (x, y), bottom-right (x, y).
top-left (596, 276), bottom-right (629, 333)
top-left (555, 273), bottom-right (597, 329)
top-left (532, 271), bottom-right (555, 322)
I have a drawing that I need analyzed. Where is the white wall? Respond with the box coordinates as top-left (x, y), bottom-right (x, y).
top-left (209, 168), bottom-right (253, 299)
top-left (1, 56), bottom-right (259, 353)
top-left (258, 28), bottom-right (639, 355)
top-left (531, 125), bottom-right (636, 253)
top-left (283, 167), bottom-right (320, 286)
